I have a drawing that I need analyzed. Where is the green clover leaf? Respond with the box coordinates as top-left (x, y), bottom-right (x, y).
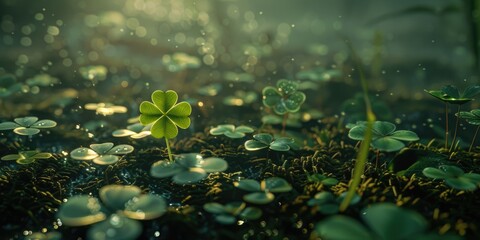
top-left (262, 80), bottom-right (306, 115)
top-left (139, 90), bottom-right (192, 139)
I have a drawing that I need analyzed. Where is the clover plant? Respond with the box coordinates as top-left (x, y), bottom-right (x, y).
top-left (203, 202), bottom-right (262, 225)
top-left (1, 150), bottom-right (52, 164)
top-left (316, 203), bottom-right (460, 240)
top-left (423, 165), bottom-right (480, 191)
top-left (84, 103), bottom-right (127, 116)
top-left (150, 153), bottom-right (227, 184)
top-left (307, 192), bottom-right (360, 215)
top-left (112, 123), bottom-right (151, 139)
top-left (209, 124), bottom-right (254, 138)
top-left (234, 177), bottom-right (292, 204)
top-left (0, 116), bottom-right (57, 136)
top-left (262, 79), bottom-right (306, 134)
top-left (306, 173), bottom-right (339, 186)
top-left (425, 85), bottom-right (480, 150)
top-left (457, 109), bottom-right (480, 152)
top-left (348, 121), bottom-right (419, 152)
top-left (0, 74), bottom-right (22, 98)
top-left (70, 142), bottom-right (134, 165)
top-left (24, 231), bottom-right (61, 240)
top-left (244, 133), bottom-right (294, 152)
top-left (139, 90), bottom-right (192, 162)
top-left (57, 185), bottom-right (166, 240)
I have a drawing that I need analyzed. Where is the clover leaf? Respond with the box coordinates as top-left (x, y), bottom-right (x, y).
top-left (425, 85), bottom-right (480, 105)
top-left (209, 124), bottom-right (254, 138)
top-left (0, 116), bottom-right (57, 136)
top-left (139, 90), bottom-right (192, 139)
top-left (203, 202), bottom-right (262, 225)
top-left (262, 79), bottom-right (306, 115)
top-left (70, 142), bottom-right (134, 165)
top-left (150, 153), bottom-right (228, 185)
top-left (315, 203), bottom-right (459, 240)
top-left (1, 150), bottom-right (52, 164)
top-left (234, 177), bottom-right (292, 204)
top-left (244, 133), bottom-right (294, 152)
top-left (348, 121), bottom-right (419, 152)
top-left (307, 192), bottom-right (360, 215)
top-left (57, 185), bottom-right (166, 240)
top-left (112, 123), bottom-right (151, 139)
top-left (423, 165), bottom-right (480, 191)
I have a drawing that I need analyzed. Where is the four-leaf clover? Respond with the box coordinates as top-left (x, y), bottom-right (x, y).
top-left (139, 90), bottom-right (192, 139)
top-left (262, 79), bottom-right (306, 115)
top-left (0, 116), bottom-right (57, 135)
top-left (70, 142), bottom-right (134, 165)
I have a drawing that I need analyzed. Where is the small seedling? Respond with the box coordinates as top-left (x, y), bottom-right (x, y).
top-left (234, 177), bottom-right (292, 204)
top-left (1, 150), bottom-right (52, 164)
top-left (139, 90), bottom-right (192, 162)
top-left (150, 153), bottom-right (227, 184)
top-left (0, 116), bottom-right (57, 136)
top-left (348, 121), bottom-right (419, 152)
top-left (316, 203), bottom-right (459, 240)
top-left (84, 103), bottom-right (127, 116)
top-left (70, 142), bottom-right (134, 165)
top-left (306, 173), bottom-right (339, 186)
top-left (307, 192), bottom-right (360, 215)
top-left (425, 85), bottom-right (480, 150)
top-left (112, 123), bottom-right (151, 139)
top-left (203, 202), bottom-right (262, 225)
top-left (209, 124), bottom-right (254, 138)
top-left (457, 109), bottom-right (480, 152)
top-left (423, 165), bottom-right (480, 191)
top-left (57, 185), bottom-right (166, 240)
top-left (244, 133), bottom-right (294, 152)
top-left (262, 79), bottom-right (306, 134)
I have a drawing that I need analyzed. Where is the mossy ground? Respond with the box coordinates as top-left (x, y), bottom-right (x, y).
top-left (1, 113), bottom-right (479, 240)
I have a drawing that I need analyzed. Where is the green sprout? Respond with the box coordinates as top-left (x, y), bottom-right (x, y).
top-left (209, 124), bottom-right (254, 138)
top-left (262, 79), bottom-right (306, 134)
top-left (234, 177), bottom-right (292, 204)
top-left (70, 142), bottom-right (134, 165)
top-left (0, 74), bottom-right (22, 98)
top-left (150, 153), bottom-right (227, 185)
top-left (316, 203), bottom-right (460, 240)
top-left (203, 202), bottom-right (262, 225)
top-left (307, 192), bottom-right (360, 215)
top-left (348, 121), bottom-right (419, 152)
top-left (139, 90), bottom-right (192, 162)
top-left (84, 103), bottom-right (128, 116)
top-left (1, 150), bottom-right (52, 164)
top-left (0, 116), bottom-right (57, 136)
top-left (457, 109), bottom-right (480, 152)
top-left (423, 165), bottom-right (480, 191)
top-left (112, 123), bottom-right (151, 139)
top-left (56, 185), bottom-right (166, 240)
top-left (244, 133), bottom-right (294, 152)
top-left (24, 231), bottom-right (61, 240)
top-left (425, 85), bottom-right (480, 150)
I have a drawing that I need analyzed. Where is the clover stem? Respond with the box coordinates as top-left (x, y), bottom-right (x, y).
top-left (281, 113), bottom-right (289, 136)
top-left (449, 105), bottom-right (461, 152)
top-left (165, 137), bottom-right (173, 162)
top-left (469, 125), bottom-right (480, 152)
top-left (445, 103), bottom-right (449, 149)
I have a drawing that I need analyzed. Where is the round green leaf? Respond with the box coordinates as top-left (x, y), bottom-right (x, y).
top-left (1, 154), bottom-right (20, 161)
top-left (243, 192), bottom-right (275, 204)
top-left (123, 194), bottom-right (166, 220)
top-left (14, 117), bottom-right (38, 127)
top-left (440, 165), bottom-right (464, 177)
top-left (215, 214), bottom-right (237, 225)
top-left (235, 125), bottom-right (254, 133)
top-left (253, 133), bottom-right (273, 144)
top-left (235, 179), bottom-right (261, 192)
top-left (422, 167), bottom-right (448, 179)
top-left (462, 173), bottom-right (480, 183)
top-left (224, 131), bottom-right (245, 138)
top-left (56, 195), bottom-right (106, 227)
top-left (99, 185), bottom-right (142, 211)
top-left (390, 130), bottom-right (419, 141)
top-left (150, 116), bottom-right (168, 138)
top-left (17, 157), bottom-right (36, 164)
top-left (168, 102), bottom-right (192, 118)
top-left (70, 147), bottom-right (98, 160)
top-left (176, 153), bottom-right (202, 168)
top-left (272, 102), bottom-right (288, 115)
top-left (265, 177), bottom-right (292, 192)
top-left (362, 203), bottom-right (428, 240)
top-left (30, 119), bottom-right (57, 128)
top-left (445, 177), bottom-right (477, 190)
top-left (201, 157), bottom-right (228, 173)
top-left (172, 168), bottom-right (207, 184)
top-left (152, 90), bottom-right (177, 113)
top-left (283, 91), bottom-right (306, 112)
top-left (14, 127), bottom-right (40, 135)
top-left (316, 215), bottom-right (372, 240)
top-left (262, 86), bottom-right (282, 108)
top-left (93, 155), bottom-right (119, 165)
top-left (322, 178), bottom-right (339, 186)
top-left (33, 152), bottom-right (53, 159)
top-left (106, 144), bottom-right (134, 155)
top-left (87, 214), bottom-right (141, 240)
top-left (462, 85), bottom-right (480, 98)
top-left (371, 137), bottom-right (405, 152)
top-left (112, 129), bottom-right (136, 137)
top-left (244, 140), bottom-right (268, 151)
top-left (90, 143), bottom-right (114, 155)
top-left (204, 202), bottom-right (226, 214)
top-left (277, 79), bottom-right (298, 95)
top-left (348, 125), bottom-right (367, 141)
top-left (269, 142), bottom-right (290, 151)
top-left (130, 131), bottom-right (150, 139)
top-left (372, 121), bottom-right (396, 136)
top-left (209, 125), bottom-right (232, 135)
top-left (168, 115), bottom-right (191, 130)
top-left (239, 207), bottom-right (262, 220)
top-left (0, 121), bottom-right (20, 130)
top-left (150, 160), bottom-right (183, 178)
